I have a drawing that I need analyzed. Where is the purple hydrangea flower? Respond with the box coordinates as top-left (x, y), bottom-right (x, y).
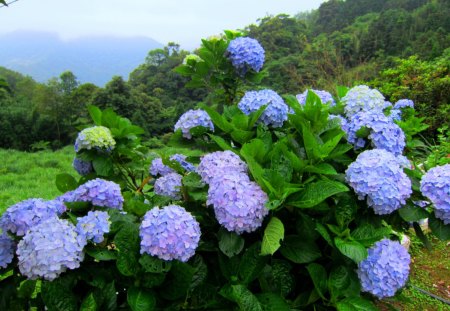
top-left (16, 217), bottom-right (86, 280)
top-left (207, 172), bottom-right (269, 234)
top-left (226, 37), bottom-right (265, 75)
top-left (346, 149), bottom-right (412, 215)
top-left (76, 211), bottom-right (110, 243)
top-left (0, 198), bottom-right (66, 236)
top-left (68, 178), bottom-right (124, 209)
top-left (149, 154), bottom-right (196, 177)
top-left (197, 150), bottom-right (248, 184)
top-left (342, 85), bottom-right (388, 117)
top-left (73, 157), bottom-right (93, 176)
top-left (139, 205), bottom-right (201, 262)
top-left (0, 233), bottom-right (15, 268)
top-left (420, 164), bottom-right (450, 224)
top-left (296, 89), bottom-right (336, 106)
top-left (238, 89), bottom-right (289, 128)
top-left (357, 239), bottom-right (411, 298)
top-left (394, 99), bottom-right (414, 109)
top-left (174, 109), bottom-right (214, 139)
top-left (154, 173), bottom-right (183, 200)
top-left (74, 126), bottom-right (116, 153)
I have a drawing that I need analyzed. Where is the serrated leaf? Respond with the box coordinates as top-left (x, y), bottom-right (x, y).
top-left (336, 297), bottom-right (378, 311)
top-left (261, 217), bottom-right (284, 256)
top-left (127, 287), bottom-right (156, 311)
top-left (289, 180), bottom-right (348, 208)
top-left (55, 173), bottom-right (78, 193)
top-left (80, 293), bottom-right (97, 311)
top-left (280, 236), bottom-right (321, 264)
top-left (218, 228), bottom-right (245, 257)
top-left (334, 238), bottom-right (367, 263)
top-left (219, 284), bottom-right (263, 311)
top-left (306, 263), bottom-right (327, 299)
top-left (115, 223), bottom-right (140, 276)
top-left (398, 205), bottom-right (429, 222)
top-left (351, 225), bottom-right (391, 247)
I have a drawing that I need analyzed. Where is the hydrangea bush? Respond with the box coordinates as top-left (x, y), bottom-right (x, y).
top-left (1, 31), bottom-right (448, 311)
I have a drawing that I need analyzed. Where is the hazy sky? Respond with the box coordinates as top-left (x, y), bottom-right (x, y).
top-left (0, 0), bottom-right (325, 49)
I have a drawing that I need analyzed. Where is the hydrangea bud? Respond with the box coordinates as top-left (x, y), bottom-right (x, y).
top-left (76, 211), bottom-right (110, 243)
top-left (357, 239), bottom-right (410, 298)
top-left (174, 109), bottom-right (214, 139)
top-left (72, 157), bottom-right (93, 176)
top-left (74, 126), bottom-right (116, 153)
top-left (139, 205), bottom-right (201, 262)
top-left (342, 85), bottom-right (388, 117)
top-left (197, 150), bottom-right (248, 184)
top-left (296, 89), bottom-right (336, 106)
top-left (420, 164), bottom-right (450, 224)
top-left (69, 178), bottom-right (124, 209)
top-left (182, 54), bottom-right (202, 65)
top-left (0, 233), bottom-right (15, 268)
top-left (226, 37), bottom-right (265, 75)
top-left (154, 173), bottom-right (183, 200)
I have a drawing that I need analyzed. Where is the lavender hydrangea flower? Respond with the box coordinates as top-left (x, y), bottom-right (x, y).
top-left (73, 157), bottom-right (93, 176)
top-left (68, 178), bottom-right (124, 210)
top-left (149, 158), bottom-right (175, 177)
top-left (0, 233), bottom-right (14, 268)
top-left (174, 109), bottom-right (214, 139)
top-left (76, 211), bottom-right (110, 243)
top-left (170, 154), bottom-right (196, 172)
top-left (389, 109), bottom-right (402, 121)
top-left (16, 218), bottom-right (86, 280)
top-left (296, 89), bottom-right (336, 106)
top-left (420, 164), bottom-right (450, 224)
top-left (357, 239), bottom-right (411, 298)
top-left (197, 150), bottom-right (248, 184)
top-left (394, 99), bottom-right (414, 109)
top-left (226, 37), bottom-right (265, 75)
top-left (342, 85), bottom-right (388, 117)
top-left (0, 198), bottom-right (66, 236)
top-left (139, 205), bottom-right (201, 262)
top-left (74, 126), bottom-right (116, 153)
top-left (207, 172), bottom-right (269, 234)
top-left (346, 149), bottom-right (412, 215)
top-left (154, 173), bottom-right (183, 200)
top-left (238, 89), bottom-right (289, 128)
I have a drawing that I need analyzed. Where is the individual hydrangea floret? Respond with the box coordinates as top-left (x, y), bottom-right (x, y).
top-left (68, 178), bottom-right (124, 210)
top-left (357, 239), bottom-right (410, 298)
top-left (394, 99), bottom-right (414, 109)
top-left (420, 164), bottom-right (450, 224)
top-left (174, 109), bottom-right (214, 139)
top-left (207, 171), bottom-right (269, 234)
top-left (342, 85), bottom-right (387, 117)
top-left (74, 126), bottom-right (116, 153)
top-left (16, 218), bottom-right (86, 280)
top-left (346, 149), bottom-right (412, 215)
top-left (238, 89), bottom-right (289, 128)
top-left (197, 150), bottom-right (248, 184)
top-left (226, 37), bottom-right (265, 75)
top-left (154, 173), bottom-right (183, 200)
top-left (139, 205), bottom-right (201, 262)
top-left (296, 89), bottom-right (336, 106)
top-left (76, 211), bottom-right (110, 243)
top-left (0, 233), bottom-right (15, 268)
top-left (72, 157), bottom-right (93, 176)
top-left (0, 198), bottom-right (66, 236)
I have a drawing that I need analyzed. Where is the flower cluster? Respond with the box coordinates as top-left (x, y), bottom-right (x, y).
top-left (139, 205), bottom-right (201, 262)
top-left (346, 149), bottom-right (412, 215)
top-left (170, 154), bottom-right (196, 172)
top-left (420, 164), bottom-right (450, 224)
top-left (197, 150), bottom-right (248, 184)
top-left (357, 239), bottom-right (411, 298)
top-left (238, 89), bottom-right (289, 128)
top-left (76, 211), bottom-right (110, 243)
top-left (296, 89), bottom-right (336, 106)
top-left (394, 99), bottom-right (414, 109)
top-left (0, 233), bottom-right (14, 268)
top-left (226, 37), bottom-right (265, 75)
top-left (0, 198), bottom-right (66, 236)
top-left (67, 178), bottom-right (124, 210)
top-left (74, 126), bottom-right (116, 153)
top-left (342, 85), bottom-right (389, 117)
top-left (183, 54), bottom-right (202, 65)
top-left (154, 173), bottom-right (183, 200)
top-left (174, 109), bottom-right (214, 139)
top-left (16, 218), bottom-right (86, 281)
top-left (72, 157), bottom-right (93, 176)
top-left (149, 154), bottom-right (196, 177)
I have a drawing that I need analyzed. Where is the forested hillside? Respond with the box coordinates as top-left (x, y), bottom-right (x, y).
top-left (1, 0), bottom-right (448, 150)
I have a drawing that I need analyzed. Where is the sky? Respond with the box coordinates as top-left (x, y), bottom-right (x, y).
top-left (0, 0), bottom-right (325, 49)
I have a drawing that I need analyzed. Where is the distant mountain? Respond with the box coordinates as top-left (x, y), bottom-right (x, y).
top-left (0, 31), bottom-right (163, 86)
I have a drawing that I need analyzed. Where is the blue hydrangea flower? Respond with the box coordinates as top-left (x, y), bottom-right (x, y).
top-left (149, 154), bottom-right (196, 177)
top-left (389, 109), bottom-right (402, 121)
top-left (342, 85), bottom-right (388, 117)
top-left (207, 171), bottom-right (269, 234)
top-left (68, 178), bottom-right (124, 210)
top-left (170, 154), bottom-right (196, 172)
top-left (238, 89), bottom-right (289, 128)
top-left (16, 217), bottom-right (86, 280)
top-left (174, 109), bottom-right (214, 139)
top-left (197, 150), bottom-right (248, 184)
top-left (346, 149), bottom-right (412, 215)
top-left (0, 233), bottom-right (15, 268)
top-left (154, 173), bottom-right (183, 200)
top-left (420, 164), bottom-right (450, 224)
top-left (0, 198), bottom-right (66, 236)
top-left (74, 126), bottom-right (116, 153)
top-left (139, 205), bottom-right (201, 262)
top-left (296, 89), bottom-right (336, 106)
top-left (394, 99), bottom-right (414, 109)
top-left (226, 37), bottom-right (265, 75)
top-left (76, 211), bottom-right (110, 243)
top-left (357, 239), bottom-right (410, 298)
top-left (73, 157), bottom-right (93, 176)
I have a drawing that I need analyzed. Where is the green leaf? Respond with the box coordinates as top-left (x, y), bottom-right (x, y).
top-left (139, 254), bottom-right (172, 273)
top-left (316, 223), bottom-right (334, 246)
top-left (334, 238), bottom-right (368, 263)
top-left (182, 173), bottom-right (205, 188)
top-left (398, 205), bottom-right (430, 222)
top-left (289, 180), bottom-right (348, 208)
top-left (280, 235), bottom-right (321, 264)
top-left (351, 224), bottom-right (391, 247)
top-left (88, 105), bottom-right (102, 125)
top-left (17, 280), bottom-right (36, 299)
top-left (92, 157), bottom-right (114, 176)
top-left (306, 263), bottom-right (328, 300)
top-left (318, 132), bottom-right (345, 158)
top-left (248, 104), bottom-right (268, 128)
top-left (101, 281), bottom-right (117, 311)
top-left (231, 128), bottom-right (255, 144)
top-left (55, 173), bottom-right (78, 193)
top-left (115, 223), bottom-right (140, 276)
top-left (41, 278), bottom-right (77, 311)
top-left (219, 284), bottom-right (263, 311)
top-left (218, 228), bottom-right (245, 258)
top-left (256, 293), bottom-right (291, 311)
top-left (334, 193), bottom-right (358, 228)
top-left (200, 103), bottom-right (233, 132)
top-left (85, 246), bottom-right (117, 261)
top-left (239, 243), bottom-right (268, 285)
top-left (127, 287), bottom-right (156, 311)
top-left (328, 266), bottom-right (350, 293)
top-left (336, 297), bottom-right (378, 311)
top-left (261, 217), bottom-right (285, 256)
top-left (303, 163), bottom-right (337, 175)
top-left (429, 213), bottom-right (450, 240)
top-left (160, 261), bottom-right (195, 300)
top-left (80, 293), bottom-right (97, 311)
top-left (208, 134), bottom-right (236, 152)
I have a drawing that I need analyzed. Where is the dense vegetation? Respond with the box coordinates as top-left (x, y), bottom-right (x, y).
top-left (0, 0), bottom-right (449, 150)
